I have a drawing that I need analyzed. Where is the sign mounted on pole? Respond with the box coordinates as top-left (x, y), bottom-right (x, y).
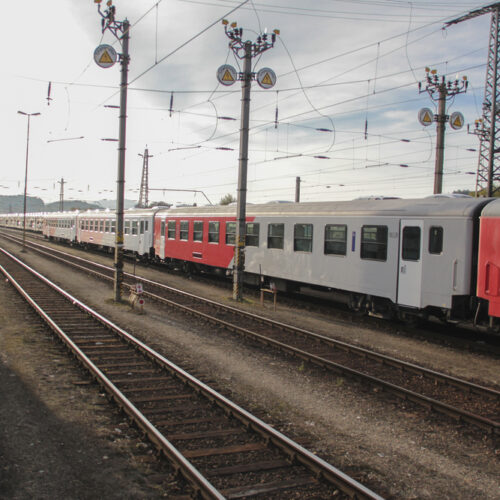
top-left (418, 107), bottom-right (434, 126)
top-left (256, 67), bottom-right (276, 89)
top-left (94, 44), bottom-right (118, 68)
top-left (449, 111), bottom-right (464, 130)
top-left (217, 64), bottom-right (237, 86)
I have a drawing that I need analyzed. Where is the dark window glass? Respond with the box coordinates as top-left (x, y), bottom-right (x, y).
top-left (145, 221), bottom-right (149, 232)
top-left (105, 220), bottom-right (111, 233)
top-left (208, 222), bottom-right (220, 243)
top-left (361, 225), bottom-right (388, 261)
top-left (180, 220), bottom-right (189, 240)
top-left (226, 222), bottom-right (236, 245)
top-left (324, 224), bottom-right (347, 255)
top-left (402, 226), bottom-right (421, 261)
top-left (140, 221), bottom-right (145, 234)
top-left (161, 220), bottom-right (165, 237)
top-left (429, 226), bottom-right (443, 254)
top-left (124, 220), bottom-right (130, 235)
top-left (268, 223), bottom-right (284, 249)
top-left (193, 221), bottom-right (203, 242)
top-left (167, 220), bottom-right (176, 239)
top-left (246, 222), bottom-right (259, 247)
top-left (111, 219), bottom-right (116, 233)
top-left (294, 223), bottom-right (313, 252)
top-left (132, 221), bottom-right (138, 235)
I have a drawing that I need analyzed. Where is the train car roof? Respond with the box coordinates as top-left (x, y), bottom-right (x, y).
top-left (157, 197), bottom-right (494, 218)
top-left (480, 197), bottom-right (500, 216)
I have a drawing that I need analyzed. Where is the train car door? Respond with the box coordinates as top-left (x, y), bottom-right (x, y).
top-left (397, 220), bottom-right (423, 307)
top-left (139, 220), bottom-right (145, 254)
top-left (160, 219), bottom-right (166, 257)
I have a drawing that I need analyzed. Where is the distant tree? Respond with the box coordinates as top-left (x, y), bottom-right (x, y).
top-left (149, 201), bottom-right (171, 207)
top-left (453, 186), bottom-right (500, 197)
top-left (453, 189), bottom-right (473, 196)
top-left (219, 193), bottom-right (236, 205)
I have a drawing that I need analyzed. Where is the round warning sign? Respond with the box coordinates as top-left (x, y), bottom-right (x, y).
top-left (217, 64), bottom-right (237, 86)
top-left (449, 111), bottom-right (464, 130)
top-left (418, 107), bottom-right (434, 127)
top-left (256, 67), bottom-right (276, 89)
top-left (94, 44), bottom-right (118, 69)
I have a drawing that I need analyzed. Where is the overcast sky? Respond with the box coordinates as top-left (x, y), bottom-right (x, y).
top-left (1, 0), bottom-right (493, 206)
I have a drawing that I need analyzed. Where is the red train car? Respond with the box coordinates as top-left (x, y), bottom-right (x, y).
top-left (477, 198), bottom-right (500, 322)
top-left (154, 206), bottom-right (255, 274)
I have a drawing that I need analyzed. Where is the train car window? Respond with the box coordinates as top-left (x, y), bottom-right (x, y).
top-left (208, 221), bottom-right (220, 243)
top-left (324, 224), bottom-right (347, 255)
top-left (268, 223), bottom-right (284, 249)
top-left (161, 220), bottom-right (166, 237)
top-left (429, 226), bottom-right (443, 254)
top-left (140, 221), bottom-right (145, 234)
top-left (193, 221), bottom-right (203, 242)
top-left (111, 220), bottom-right (116, 233)
top-left (167, 220), bottom-right (176, 239)
top-left (246, 223), bottom-right (259, 247)
top-left (145, 221), bottom-right (149, 232)
top-left (124, 220), bottom-right (130, 235)
top-left (226, 222), bottom-right (236, 245)
top-left (294, 223), bottom-right (313, 252)
top-left (180, 220), bottom-right (189, 240)
top-left (132, 221), bottom-right (138, 235)
top-left (360, 225), bottom-right (388, 261)
top-left (402, 226), bottom-right (421, 261)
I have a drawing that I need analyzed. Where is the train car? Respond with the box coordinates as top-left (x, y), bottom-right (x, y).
top-left (77, 208), bottom-right (157, 257)
top-left (42, 212), bottom-right (78, 242)
top-left (477, 198), bottom-right (500, 326)
top-left (77, 210), bottom-right (116, 251)
top-left (154, 197), bottom-right (493, 320)
top-left (0, 212), bottom-right (45, 233)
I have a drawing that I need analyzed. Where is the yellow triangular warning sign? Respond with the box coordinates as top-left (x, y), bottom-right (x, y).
top-left (99, 50), bottom-right (113, 64)
top-left (453, 115), bottom-right (462, 127)
top-left (262, 73), bottom-right (272, 85)
top-left (222, 70), bottom-right (234, 82)
top-left (422, 111), bottom-right (432, 124)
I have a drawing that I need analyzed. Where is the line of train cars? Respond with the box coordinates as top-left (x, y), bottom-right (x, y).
top-left (1, 196), bottom-right (500, 329)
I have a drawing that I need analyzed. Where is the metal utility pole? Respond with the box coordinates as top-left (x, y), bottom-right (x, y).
top-left (138, 148), bottom-right (153, 208)
top-left (95, 0), bottom-right (130, 302)
top-left (446, 2), bottom-right (500, 196)
top-left (220, 20), bottom-right (279, 301)
top-left (418, 69), bottom-right (468, 194)
top-left (17, 110), bottom-right (40, 253)
top-left (295, 176), bottom-right (301, 202)
top-left (58, 177), bottom-right (66, 211)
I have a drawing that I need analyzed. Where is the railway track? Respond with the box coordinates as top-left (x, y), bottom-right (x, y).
top-left (0, 247), bottom-right (384, 499)
top-left (2, 233), bottom-right (499, 436)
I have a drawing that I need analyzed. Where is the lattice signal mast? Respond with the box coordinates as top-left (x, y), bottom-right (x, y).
top-left (446, 2), bottom-right (500, 196)
top-left (138, 148), bottom-right (153, 208)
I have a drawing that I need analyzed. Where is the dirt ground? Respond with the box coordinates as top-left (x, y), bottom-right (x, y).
top-left (0, 238), bottom-right (499, 499)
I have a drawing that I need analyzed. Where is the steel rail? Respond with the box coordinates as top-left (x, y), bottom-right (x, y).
top-left (0, 249), bottom-right (224, 500)
top-left (0, 247), bottom-right (384, 500)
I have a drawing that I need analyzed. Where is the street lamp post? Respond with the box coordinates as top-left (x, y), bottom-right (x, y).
top-left (17, 111), bottom-right (40, 253)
